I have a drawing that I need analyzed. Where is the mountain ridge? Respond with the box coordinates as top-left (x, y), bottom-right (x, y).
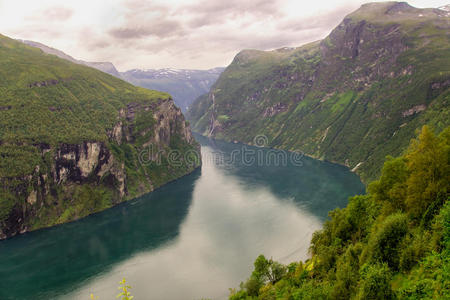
top-left (187, 1), bottom-right (450, 182)
top-left (20, 40), bottom-right (122, 77)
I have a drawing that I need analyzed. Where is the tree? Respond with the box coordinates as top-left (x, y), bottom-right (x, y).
top-left (362, 213), bottom-right (408, 270)
top-left (357, 263), bottom-right (395, 300)
top-left (405, 126), bottom-right (450, 221)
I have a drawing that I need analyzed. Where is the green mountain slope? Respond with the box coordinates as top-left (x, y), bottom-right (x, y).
top-left (0, 34), bottom-right (200, 239)
top-left (187, 2), bottom-right (450, 181)
top-left (229, 125), bottom-right (450, 299)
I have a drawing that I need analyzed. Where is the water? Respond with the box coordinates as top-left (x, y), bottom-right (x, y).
top-left (0, 135), bottom-right (365, 300)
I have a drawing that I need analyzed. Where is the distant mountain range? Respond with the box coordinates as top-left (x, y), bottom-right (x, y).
top-left (19, 40), bottom-right (224, 112)
top-left (121, 67), bottom-right (224, 112)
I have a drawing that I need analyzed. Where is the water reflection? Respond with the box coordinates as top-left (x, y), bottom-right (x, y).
top-left (0, 136), bottom-right (364, 300)
top-left (67, 147), bottom-right (323, 300)
top-left (196, 134), bottom-right (365, 220)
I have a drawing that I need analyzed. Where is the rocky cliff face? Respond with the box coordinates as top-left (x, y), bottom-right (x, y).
top-left (1, 97), bottom-right (198, 240)
top-left (0, 34), bottom-right (200, 240)
top-left (188, 2), bottom-right (450, 181)
top-left (0, 97), bottom-right (199, 240)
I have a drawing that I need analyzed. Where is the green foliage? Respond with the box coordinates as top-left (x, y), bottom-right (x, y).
top-left (362, 213), bottom-right (408, 270)
top-left (0, 33), bottom-right (168, 180)
top-left (332, 243), bottom-right (362, 299)
top-left (0, 189), bottom-right (16, 223)
top-left (398, 228), bottom-right (431, 272)
top-left (368, 156), bottom-right (408, 212)
top-left (229, 126), bottom-right (450, 299)
top-left (356, 263), bottom-right (395, 300)
top-left (404, 126), bottom-right (450, 221)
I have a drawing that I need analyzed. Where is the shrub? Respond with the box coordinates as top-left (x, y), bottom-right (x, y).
top-left (357, 263), bottom-right (395, 300)
top-left (363, 213), bottom-right (409, 270)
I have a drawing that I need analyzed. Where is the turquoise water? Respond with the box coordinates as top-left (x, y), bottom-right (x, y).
top-left (0, 135), bottom-right (364, 300)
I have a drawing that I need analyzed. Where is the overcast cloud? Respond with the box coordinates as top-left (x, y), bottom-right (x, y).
top-left (0, 0), bottom-right (447, 70)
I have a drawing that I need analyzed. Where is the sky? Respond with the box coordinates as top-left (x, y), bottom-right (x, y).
top-left (0, 0), bottom-right (448, 71)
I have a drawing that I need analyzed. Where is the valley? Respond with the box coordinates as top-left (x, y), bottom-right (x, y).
top-left (0, 1), bottom-right (448, 299)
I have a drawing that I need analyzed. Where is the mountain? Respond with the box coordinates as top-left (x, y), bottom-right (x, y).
top-left (19, 40), bottom-right (224, 112)
top-left (187, 1), bottom-right (450, 182)
top-left (121, 67), bottom-right (225, 112)
top-left (0, 34), bottom-right (200, 239)
top-left (20, 40), bottom-right (122, 77)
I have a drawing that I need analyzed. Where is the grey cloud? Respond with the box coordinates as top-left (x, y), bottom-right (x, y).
top-left (108, 0), bottom-right (183, 40)
top-left (76, 28), bottom-right (112, 52)
top-left (184, 0), bottom-right (286, 28)
top-left (89, 40), bottom-right (110, 49)
top-left (184, 0), bottom-right (285, 17)
top-left (109, 19), bottom-right (183, 39)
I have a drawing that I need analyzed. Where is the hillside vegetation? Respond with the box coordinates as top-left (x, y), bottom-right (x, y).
top-left (188, 2), bottom-right (450, 181)
top-left (229, 125), bottom-right (450, 299)
top-left (0, 34), bottom-right (200, 239)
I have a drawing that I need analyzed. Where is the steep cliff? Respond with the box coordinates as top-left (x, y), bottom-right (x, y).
top-left (0, 34), bottom-right (200, 239)
top-left (188, 2), bottom-right (450, 181)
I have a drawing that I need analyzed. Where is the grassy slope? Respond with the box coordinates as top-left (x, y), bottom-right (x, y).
top-left (188, 2), bottom-right (450, 182)
top-left (0, 34), bottom-right (199, 232)
top-left (0, 33), bottom-right (169, 145)
top-left (0, 33), bottom-right (171, 177)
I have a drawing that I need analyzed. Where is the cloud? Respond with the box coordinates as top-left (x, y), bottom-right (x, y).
top-left (107, 0), bottom-right (184, 40)
top-left (109, 19), bottom-right (183, 39)
top-left (42, 6), bottom-right (74, 21)
top-left (183, 0), bottom-right (286, 28)
top-left (96, 0), bottom-right (359, 69)
top-left (77, 28), bottom-right (111, 51)
top-left (4, 0), bottom-right (446, 70)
